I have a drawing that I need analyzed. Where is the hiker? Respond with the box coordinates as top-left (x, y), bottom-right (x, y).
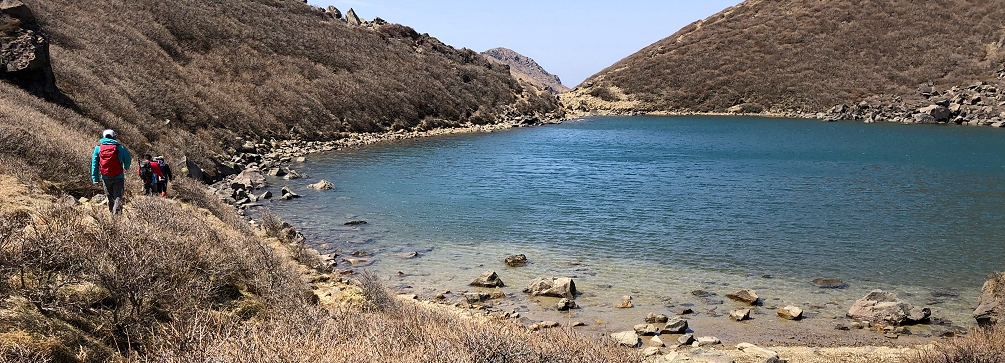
top-left (154, 156), bottom-right (172, 196)
top-left (91, 129), bottom-right (132, 214)
top-left (138, 154), bottom-right (164, 196)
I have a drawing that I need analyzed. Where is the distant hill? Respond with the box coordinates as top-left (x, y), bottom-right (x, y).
top-left (567, 0), bottom-right (1005, 116)
top-left (483, 47), bottom-right (570, 94)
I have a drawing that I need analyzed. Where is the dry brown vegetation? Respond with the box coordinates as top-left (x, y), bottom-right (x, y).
top-left (578, 0), bottom-right (1005, 113)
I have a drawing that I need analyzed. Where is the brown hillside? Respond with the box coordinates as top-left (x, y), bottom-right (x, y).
top-left (483, 47), bottom-right (570, 94)
top-left (10, 0), bottom-right (557, 185)
top-left (572, 0), bottom-right (1005, 114)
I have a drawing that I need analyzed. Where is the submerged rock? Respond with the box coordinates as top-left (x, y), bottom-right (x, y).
top-left (504, 254), bottom-right (528, 267)
top-left (308, 179), bottom-right (334, 190)
top-left (812, 278), bottom-right (848, 289)
top-left (557, 298), bottom-right (578, 311)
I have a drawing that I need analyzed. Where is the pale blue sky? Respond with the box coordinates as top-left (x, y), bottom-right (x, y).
top-left (308, 0), bottom-right (743, 87)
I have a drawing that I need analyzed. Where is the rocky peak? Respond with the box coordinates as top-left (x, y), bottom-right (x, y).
top-left (482, 47), bottom-right (569, 94)
top-left (0, 0), bottom-right (61, 101)
top-left (345, 8), bottom-right (361, 26)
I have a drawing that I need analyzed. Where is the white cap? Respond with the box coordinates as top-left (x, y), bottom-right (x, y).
top-left (102, 129), bottom-right (116, 138)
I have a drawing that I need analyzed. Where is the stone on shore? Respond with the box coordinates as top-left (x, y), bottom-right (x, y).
top-left (464, 292), bottom-right (490, 304)
top-left (470, 270), bottom-right (505, 288)
top-left (649, 335), bottom-right (665, 347)
top-left (504, 254), bottom-right (528, 267)
top-left (528, 321), bottom-right (560, 331)
top-left (726, 289), bottom-right (760, 305)
top-left (641, 346), bottom-right (663, 357)
top-left (736, 343), bottom-right (779, 360)
top-left (283, 169), bottom-right (302, 180)
top-left (233, 168), bottom-right (267, 189)
top-left (611, 331), bottom-right (640, 347)
top-left (280, 186), bottom-right (300, 200)
top-left (677, 333), bottom-right (695, 346)
top-left (633, 324), bottom-right (660, 336)
top-left (847, 289), bottom-right (931, 325)
top-left (974, 273), bottom-right (1005, 326)
top-left (778, 305), bottom-right (803, 320)
top-left (523, 277), bottom-right (576, 299)
top-left (661, 317), bottom-right (689, 334)
top-left (730, 308), bottom-right (751, 321)
top-left (645, 313), bottom-right (669, 324)
top-left (308, 180), bottom-right (334, 190)
top-left (694, 336), bottom-right (721, 347)
top-left (557, 298), bottom-right (578, 311)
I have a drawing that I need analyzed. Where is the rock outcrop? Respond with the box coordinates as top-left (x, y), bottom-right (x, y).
top-left (0, 0), bottom-right (60, 101)
top-left (345, 8), bottom-right (361, 26)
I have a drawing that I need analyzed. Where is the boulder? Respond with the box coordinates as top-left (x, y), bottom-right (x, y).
top-left (283, 169), bottom-right (302, 180)
top-left (523, 277), bottom-right (576, 299)
top-left (233, 168), bottom-right (267, 189)
top-left (649, 335), bottom-right (665, 347)
top-left (730, 308), bottom-right (751, 321)
top-left (464, 292), bottom-right (490, 304)
top-left (504, 254), bottom-right (528, 267)
top-left (812, 278), bottom-right (847, 289)
top-left (0, 0), bottom-right (60, 100)
top-left (259, 191), bottom-right (273, 200)
top-left (778, 305), bottom-right (803, 320)
top-left (641, 347), bottom-right (663, 357)
top-left (919, 105), bottom-right (951, 122)
top-left (610, 331), bottom-right (640, 347)
top-left (847, 289), bottom-right (930, 325)
top-left (661, 317), bottom-right (688, 334)
top-left (184, 156), bottom-right (206, 182)
top-left (913, 113), bottom-right (937, 124)
top-left (469, 270), bottom-right (505, 287)
top-left (726, 289), bottom-right (759, 305)
top-left (326, 5), bottom-right (342, 19)
top-left (280, 186), bottom-right (300, 200)
top-left (974, 274), bottom-right (1005, 326)
top-left (308, 180), bottom-right (335, 190)
top-left (556, 298), bottom-right (578, 311)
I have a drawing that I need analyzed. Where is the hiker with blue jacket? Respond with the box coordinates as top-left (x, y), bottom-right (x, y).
top-left (91, 129), bottom-right (133, 214)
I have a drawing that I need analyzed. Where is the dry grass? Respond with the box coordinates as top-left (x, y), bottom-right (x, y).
top-left (907, 326), bottom-right (1005, 363)
top-left (582, 0), bottom-right (1005, 113)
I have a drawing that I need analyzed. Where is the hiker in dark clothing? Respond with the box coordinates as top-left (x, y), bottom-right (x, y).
top-left (154, 156), bottom-right (172, 196)
top-left (138, 154), bottom-right (163, 196)
top-left (91, 129), bottom-right (132, 214)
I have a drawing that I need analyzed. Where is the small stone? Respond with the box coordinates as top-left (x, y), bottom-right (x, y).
top-left (726, 289), bottom-right (760, 305)
top-left (489, 288), bottom-right (506, 300)
top-left (677, 333), bottom-right (695, 346)
top-left (676, 308), bottom-right (694, 315)
top-left (634, 324), bottom-right (660, 336)
top-left (737, 342), bottom-right (779, 359)
top-left (616, 300), bottom-right (633, 308)
top-left (641, 347), bottom-right (663, 357)
top-left (645, 313), bottom-right (669, 324)
top-left (504, 254), bottom-right (528, 267)
top-left (778, 305), bottom-right (803, 320)
top-left (730, 308), bottom-right (751, 321)
top-left (694, 336), bottom-right (720, 347)
top-left (611, 331), bottom-right (640, 347)
top-left (661, 317), bottom-right (689, 334)
top-left (470, 270), bottom-right (505, 287)
top-left (835, 324), bottom-right (850, 331)
top-left (571, 321), bottom-right (586, 327)
top-left (649, 335), bottom-right (665, 347)
top-left (557, 298), bottom-right (578, 311)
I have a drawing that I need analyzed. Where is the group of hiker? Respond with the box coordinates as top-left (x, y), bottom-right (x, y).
top-left (90, 129), bottom-right (174, 214)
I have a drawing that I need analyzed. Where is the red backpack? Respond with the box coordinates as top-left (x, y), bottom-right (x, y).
top-left (98, 144), bottom-right (123, 177)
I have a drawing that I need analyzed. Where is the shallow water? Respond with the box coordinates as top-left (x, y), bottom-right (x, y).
top-left (266, 116), bottom-right (1005, 337)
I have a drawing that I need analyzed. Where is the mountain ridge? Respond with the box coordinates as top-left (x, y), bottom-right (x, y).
top-left (483, 47), bottom-right (570, 94)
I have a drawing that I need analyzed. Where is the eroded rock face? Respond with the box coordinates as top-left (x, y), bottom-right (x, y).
top-left (0, 0), bottom-right (60, 100)
top-left (847, 289), bottom-right (930, 325)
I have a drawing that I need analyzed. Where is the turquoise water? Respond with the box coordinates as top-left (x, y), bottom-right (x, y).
top-left (268, 116), bottom-right (1005, 327)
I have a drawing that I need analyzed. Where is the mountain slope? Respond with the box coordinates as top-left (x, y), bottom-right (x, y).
top-left (568, 0), bottom-right (1005, 114)
top-left (483, 47), bottom-right (570, 94)
top-left (7, 0), bottom-right (558, 188)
